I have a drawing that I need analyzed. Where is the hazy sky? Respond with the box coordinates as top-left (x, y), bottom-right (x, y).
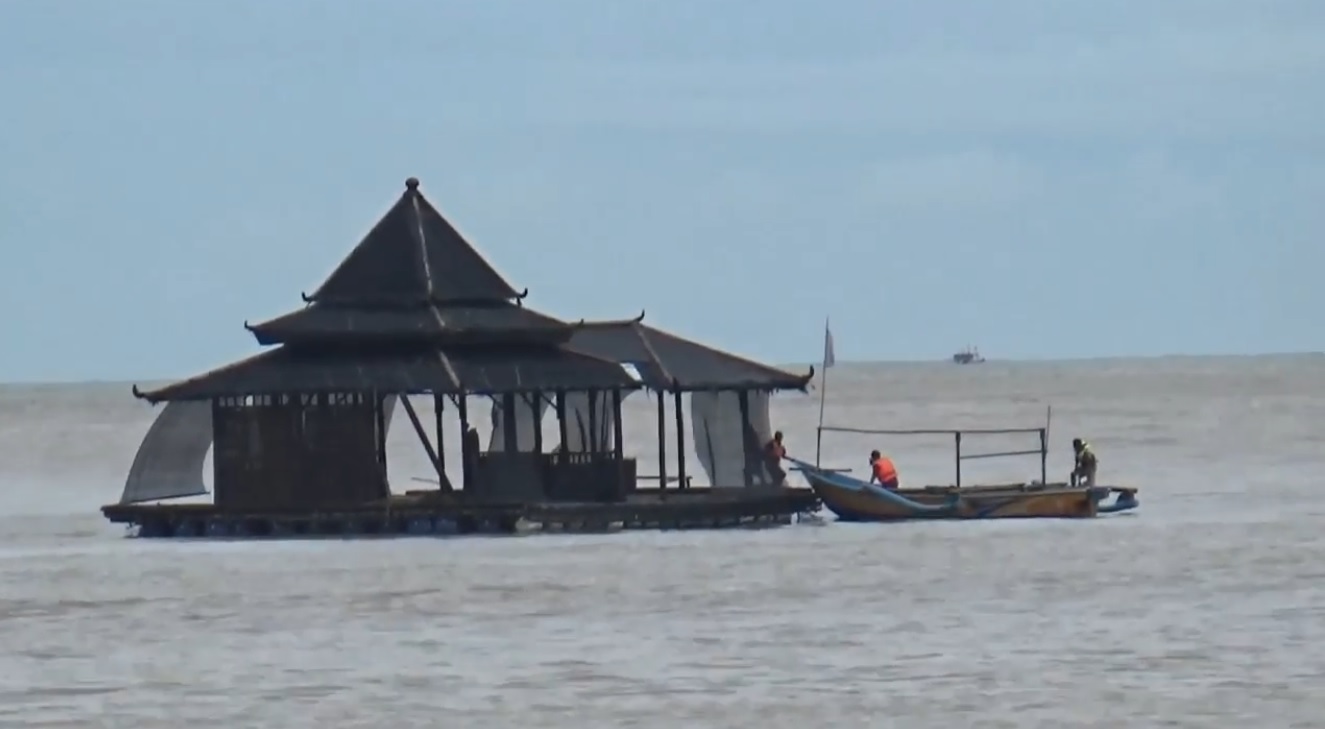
top-left (2, 0), bottom-right (1321, 382)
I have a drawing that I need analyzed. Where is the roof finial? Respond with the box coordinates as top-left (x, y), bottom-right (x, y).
top-left (405, 177), bottom-right (420, 191)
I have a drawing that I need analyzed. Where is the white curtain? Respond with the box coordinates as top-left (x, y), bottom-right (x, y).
top-left (487, 394), bottom-right (548, 452)
top-left (690, 391), bottom-right (775, 489)
top-left (561, 391), bottom-right (615, 452)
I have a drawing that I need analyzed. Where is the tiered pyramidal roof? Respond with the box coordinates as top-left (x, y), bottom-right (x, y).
top-left (246, 177), bottom-right (561, 346)
top-left (311, 177), bottom-right (520, 304)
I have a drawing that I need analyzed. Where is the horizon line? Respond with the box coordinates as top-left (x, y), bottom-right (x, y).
top-left (2, 350), bottom-right (1319, 389)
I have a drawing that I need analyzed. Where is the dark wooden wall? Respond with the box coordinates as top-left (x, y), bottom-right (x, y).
top-left (212, 392), bottom-right (386, 511)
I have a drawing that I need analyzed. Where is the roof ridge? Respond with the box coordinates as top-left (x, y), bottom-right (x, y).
top-left (305, 177), bottom-right (522, 306)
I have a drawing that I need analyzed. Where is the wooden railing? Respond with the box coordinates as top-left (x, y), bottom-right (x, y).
top-left (817, 408), bottom-right (1053, 487)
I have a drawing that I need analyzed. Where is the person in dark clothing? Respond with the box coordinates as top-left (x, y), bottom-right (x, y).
top-left (462, 424), bottom-right (481, 490)
top-left (762, 430), bottom-right (788, 486)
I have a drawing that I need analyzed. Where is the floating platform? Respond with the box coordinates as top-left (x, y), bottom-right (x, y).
top-left (791, 458), bottom-right (1138, 522)
top-left (100, 486), bottom-right (822, 539)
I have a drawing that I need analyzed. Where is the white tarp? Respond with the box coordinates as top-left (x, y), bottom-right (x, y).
top-left (690, 391), bottom-right (776, 489)
top-left (562, 391), bottom-right (614, 453)
top-left (487, 394), bottom-right (548, 452)
top-left (119, 401), bottom-right (214, 504)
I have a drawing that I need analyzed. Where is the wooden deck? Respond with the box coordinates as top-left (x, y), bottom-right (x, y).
top-left (100, 487), bottom-right (823, 538)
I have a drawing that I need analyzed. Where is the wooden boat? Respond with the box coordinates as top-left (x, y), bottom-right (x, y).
top-left (807, 326), bottom-right (1138, 523)
top-left (789, 457), bottom-right (1138, 521)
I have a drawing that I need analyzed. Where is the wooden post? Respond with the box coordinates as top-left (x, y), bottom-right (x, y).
top-left (737, 390), bottom-right (753, 487)
top-left (530, 392), bottom-right (544, 454)
top-left (673, 389), bottom-right (687, 489)
top-left (611, 388), bottom-right (624, 459)
top-left (656, 389), bottom-right (667, 490)
top-left (954, 431), bottom-right (962, 488)
top-left (555, 390), bottom-right (569, 462)
top-left (457, 394), bottom-right (471, 490)
top-left (375, 392), bottom-right (389, 484)
top-left (501, 393), bottom-right (518, 452)
top-left (587, 390), bottom-right (599, 455)
top-left (433, 394), bottom-right (446, 473)
top-left (1039, 428), bottom-right (1048, 484)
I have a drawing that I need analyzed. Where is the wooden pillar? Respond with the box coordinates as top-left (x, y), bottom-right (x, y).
top-left (656, 390), bottom-right (668, 490)
top-left (457, 394), bottom-right (472, 490)
top-left (611, 389), bottom-right (624, 459)
top-left (737, 390), bottom-right (754, 487)
top-left (555, 390), bottom-right (569, 462)
top-left (587, 390), bottom-right (599, 455)
top-left (673, 389), bottom-right (687, 489)
top-left (434, 394), bottom-right (445, 473)
top-left (954, 431), bottom-right (962, 488)
top-left (501, 393), bottom-right (518, 452)
top-left (1039, 428), bottom-right (1048, 485)
top-left (374, 392), bottom-right (389, 483)
top-left (530, 392), bottom-right (544, 454)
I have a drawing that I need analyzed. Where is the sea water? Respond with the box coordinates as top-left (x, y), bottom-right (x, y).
top-left (1, 355), bottom-right (1323, 727)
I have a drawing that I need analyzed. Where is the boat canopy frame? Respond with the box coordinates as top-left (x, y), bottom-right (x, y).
top-left (815, 406), bottom-right (1054, 488)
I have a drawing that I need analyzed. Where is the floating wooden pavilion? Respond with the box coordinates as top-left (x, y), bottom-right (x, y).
top-left (102, 177), bottom-right (818, 538)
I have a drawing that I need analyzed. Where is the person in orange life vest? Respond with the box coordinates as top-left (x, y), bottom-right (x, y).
top-left (869, 450), bottom-right (899, 489)
top-left (763, 431), bottom-right (788, 486)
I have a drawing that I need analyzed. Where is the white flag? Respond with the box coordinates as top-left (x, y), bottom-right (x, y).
top-left (822, 319), bottom-right (836, 368)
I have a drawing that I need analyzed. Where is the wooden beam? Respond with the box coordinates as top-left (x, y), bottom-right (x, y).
top-left (401, 395), bottom-right (452, 492)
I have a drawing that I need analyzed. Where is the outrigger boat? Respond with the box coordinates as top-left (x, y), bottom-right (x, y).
top-left (804, 325), bottom-right (1138, 522)
top-left (799, 414), bottom-right (1138, 522)
top-left (792, 457), bottom-right (1138, 521)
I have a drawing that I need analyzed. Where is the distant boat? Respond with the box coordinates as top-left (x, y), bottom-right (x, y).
top-left (952, 346), bottom-right (985, 364)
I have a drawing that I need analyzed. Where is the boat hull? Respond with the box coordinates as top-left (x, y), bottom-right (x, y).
top-left (789, 459), bottom-right (1138, 522)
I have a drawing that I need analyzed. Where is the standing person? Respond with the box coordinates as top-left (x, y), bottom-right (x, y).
top-left (763, 431), bottom-right (788, 486)
top-left (1071, 438), bottom-right (1098, 487)
top-left (462, 424), bottom-right (481, 490)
